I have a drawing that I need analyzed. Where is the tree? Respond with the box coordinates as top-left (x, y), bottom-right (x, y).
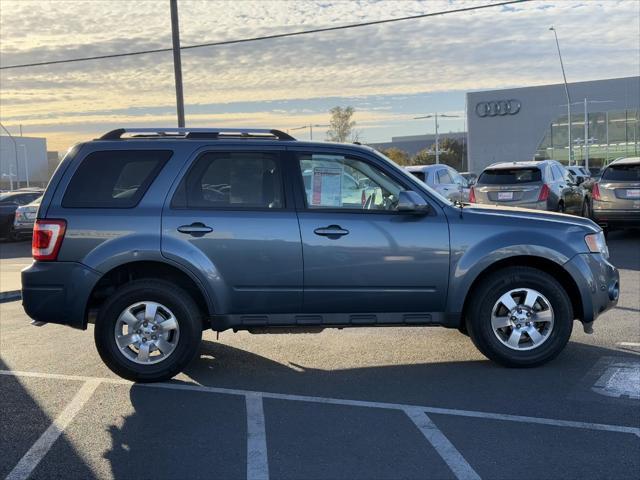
top-left (377, 147), bottom-right (411, 166)
top-left (412, 148), bottom-right (434, 165)
top-left (326, 106), bottom-right (357, 143)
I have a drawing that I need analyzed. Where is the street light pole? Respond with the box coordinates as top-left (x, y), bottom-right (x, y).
top-left (549, 26), bottom-right (572, 165)
top-left (0, 122), bottom-right (19, 190)
top-left (414, 113), bottom-right (459, 164)
top-left (291, 124), bottom-right (330, 141)
top-left (170, 0), bottom-right (185, 127)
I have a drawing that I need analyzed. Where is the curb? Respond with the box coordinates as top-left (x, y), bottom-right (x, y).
top-left (0, 290), bottom-right (22, 303)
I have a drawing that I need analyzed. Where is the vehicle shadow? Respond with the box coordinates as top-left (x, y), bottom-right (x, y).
top-left (104, 338), bottom-right (639, 479)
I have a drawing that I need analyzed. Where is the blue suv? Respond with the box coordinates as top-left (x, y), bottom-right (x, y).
top-left (22, 128), bottom-right (619, 381)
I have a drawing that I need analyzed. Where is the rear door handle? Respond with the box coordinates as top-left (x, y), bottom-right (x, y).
top-left (177, 222), bottom-right (213, 235)
top-left (314, 225), bottom-right (349, 237)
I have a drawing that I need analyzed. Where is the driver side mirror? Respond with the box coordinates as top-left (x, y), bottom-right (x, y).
top-left (397, 191), bottom-right (430, 214)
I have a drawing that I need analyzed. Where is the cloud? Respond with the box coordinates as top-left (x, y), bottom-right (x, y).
top-left (0, 0), bottom-right (638, 150)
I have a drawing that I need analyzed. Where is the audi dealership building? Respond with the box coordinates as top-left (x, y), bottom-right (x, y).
top-left (466, 76), bottom-right (639, 173)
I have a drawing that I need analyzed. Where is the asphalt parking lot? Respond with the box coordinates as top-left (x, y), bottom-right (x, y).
top-left (1, 232), bottom-right (639, 480)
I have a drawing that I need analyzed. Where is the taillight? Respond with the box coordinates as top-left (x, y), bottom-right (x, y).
top-left (592, 182), bottom-right (601, 201)
top-left (469, 186), bottom-right (476, 203)
top-left (32, 219), bottom-right (66, 261)
top-left (538, 184), bottom-right (550, 202)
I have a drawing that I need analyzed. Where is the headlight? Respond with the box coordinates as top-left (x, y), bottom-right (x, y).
top-left (585, 232), bottom-right (609, 258)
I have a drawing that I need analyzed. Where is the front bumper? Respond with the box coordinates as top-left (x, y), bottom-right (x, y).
top-left (564, 253), bottom-right (619, 325)
top-left (21, 261), bottom-right (101, 329)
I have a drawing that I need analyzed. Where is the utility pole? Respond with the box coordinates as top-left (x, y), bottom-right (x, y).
top-left (170, 0), bottom-right (185, 127)
top-left (549, 27), bottom-right (572, 165)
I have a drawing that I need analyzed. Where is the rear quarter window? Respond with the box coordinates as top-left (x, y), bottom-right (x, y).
top-left (478, 168), bottom-right (542, 184)
top-left (62, 150), bottom-right (171, 208)
top-left (601, 163), bottom-right (640, 181)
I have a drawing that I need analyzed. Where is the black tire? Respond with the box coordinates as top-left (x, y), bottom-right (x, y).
top-left (556, 201), bottom-right (565, 213)
top-left (94, 279), bottom-right (203, 382)
top-left (466, 267), bottom-right (573, 367)
top-left (581, 200), bottom-right (590, 218)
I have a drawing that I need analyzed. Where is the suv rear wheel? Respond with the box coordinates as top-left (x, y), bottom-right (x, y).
top-left (95, 280), bottom-right (203, 382)
top-left (466, 267), bottom-right (573, 367)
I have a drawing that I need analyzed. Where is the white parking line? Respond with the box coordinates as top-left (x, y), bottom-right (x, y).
top-left (2, 369), bottom-right (639, 438)
top-left (246, 393), bottom-right (269, 480)
top-left (405, 408), bottom-right (481, 480)
top-left (5, 379), bottom-right (101, 480)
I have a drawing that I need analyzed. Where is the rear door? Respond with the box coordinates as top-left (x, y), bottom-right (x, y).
top-left (290, 147), bottom-right (450, 318)
top-left (162, 147), bottom-right (303, 314)
top-left (551, 164), bottom-right (577, 212)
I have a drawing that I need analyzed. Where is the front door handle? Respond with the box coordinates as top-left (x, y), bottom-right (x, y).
top-left (177, 222), bottom-right (213, 235)
top-left (314, 225), bottom-right (349, 238)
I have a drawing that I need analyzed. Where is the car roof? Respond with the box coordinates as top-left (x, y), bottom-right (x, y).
top-left (485, 160), bottom-right (549, 170)
top-left (405, 165), bottom-right (443, 172)
top-left (608, 156), bottom-right (640, 166)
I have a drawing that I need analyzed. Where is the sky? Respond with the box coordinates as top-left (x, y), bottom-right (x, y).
top-left (0, 0), bottom-right (639, 152)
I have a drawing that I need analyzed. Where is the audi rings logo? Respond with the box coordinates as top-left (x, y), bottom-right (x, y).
top-left (475, 99), bottom-right (521, 117)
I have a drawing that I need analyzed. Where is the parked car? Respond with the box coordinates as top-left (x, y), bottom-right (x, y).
top-left (470, 160), bottom-right (589, 216)
top-left (0, 189), bottom-right (44, 240)
top-left (459, 171), bottom-right (478, 185)
top-left (566, 166), bottom-right (591, 185)
top-left (405, 164), bottom-right (470, 202)
top-left (12, 195), bottom-right (42, 238)
top-left (591, 156), bottom-right (640, 232)
top-left (22, 128), bottom-right (618, 382)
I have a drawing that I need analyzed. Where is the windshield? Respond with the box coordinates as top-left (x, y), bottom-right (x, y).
top-left (478, 168), bottom-right (542, 184)
top-left (0, 193), bottom-right (18, 203)
top-left (601, 163), bottom-right (640, 181)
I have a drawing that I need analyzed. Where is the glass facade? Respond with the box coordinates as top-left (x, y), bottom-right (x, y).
top-left (535, 109), bottom-right (639, 168)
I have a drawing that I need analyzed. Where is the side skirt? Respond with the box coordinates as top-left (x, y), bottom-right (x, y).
top-left (209, 312), bottom-right (448, 332)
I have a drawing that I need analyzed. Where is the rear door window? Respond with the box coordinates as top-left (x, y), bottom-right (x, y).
top-left (62, 150), bottom-right (171, 208)
top-left (601, 163), bottom-right (640, 181)
top-left (478, 168), bottom-right (542, 184)
top-left (172, 151), bottom-right (284, 209)
top-left (437, 169), bottom-right (453, 184)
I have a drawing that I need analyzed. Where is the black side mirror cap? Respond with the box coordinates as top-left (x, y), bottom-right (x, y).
top-left (397, 190), bottom-right (430, 214)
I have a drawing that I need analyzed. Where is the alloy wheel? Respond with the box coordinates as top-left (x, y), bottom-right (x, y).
top-left (490, 288), bottom-right (554, 351)
top-left (114, 301), bottom-right (180, 364)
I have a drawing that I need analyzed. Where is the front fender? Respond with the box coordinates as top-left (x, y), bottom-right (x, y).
top-left (446, 232), bottom-right (571, 323)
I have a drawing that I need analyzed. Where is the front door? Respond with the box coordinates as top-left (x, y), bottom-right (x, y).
top-left (291, 149), bottom-right (450, 316)
top-left (162, 148), bottom-right (302, 314)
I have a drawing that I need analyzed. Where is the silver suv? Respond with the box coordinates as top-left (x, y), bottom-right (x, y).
top-left (591, 157), bottom-right (640, 231)
top-left (471, 160), bottom-right (588, 215)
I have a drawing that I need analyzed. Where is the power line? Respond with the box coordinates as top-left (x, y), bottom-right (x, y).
top-left (0, 0), bottom-right (529, 71)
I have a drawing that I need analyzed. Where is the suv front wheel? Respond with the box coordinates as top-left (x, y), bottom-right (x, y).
top-left (466, 267), bottom-right (573, 367)
top-left (95, 280), bottom-right (203, 382)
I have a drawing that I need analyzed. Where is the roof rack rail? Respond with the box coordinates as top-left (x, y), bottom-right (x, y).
top-left (98, 128), bottom-right (296, 141)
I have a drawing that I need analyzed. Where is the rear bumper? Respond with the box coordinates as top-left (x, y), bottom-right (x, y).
top-left (591, 208), bottom-right (640, 228)
top-left (21, 261), bottom-right (101, 329)
top-left (12, 221), bottom-right (34, 235)
top-left (476, 200), bottom-right (547, 210)
top-left (564, 253), bottom-right (619, 325)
